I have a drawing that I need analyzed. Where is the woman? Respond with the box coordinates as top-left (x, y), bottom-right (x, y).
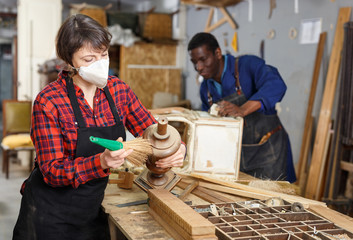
top-left (13, 14), bottom-right (185, 240)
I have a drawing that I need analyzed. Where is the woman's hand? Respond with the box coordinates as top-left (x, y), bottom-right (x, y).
top-left (155, 143), bottom-right (186, 169)
top-left (99, 137), bottom-right (133, 169)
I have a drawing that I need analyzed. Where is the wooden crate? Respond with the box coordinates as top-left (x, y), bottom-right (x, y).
top-left (79, 8), bottom-right (107, 27)
top-left (142, 13), bottom-right (173, 40)
top-left (119, 42), bottom-right (181, 109)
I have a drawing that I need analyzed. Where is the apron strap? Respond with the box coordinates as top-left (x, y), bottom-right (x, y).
top-left (103, 86), bottom-right (122, 125)
top-left (234, 57), bottom-right (242, 95)
top-left (66, 78), bottom-right (86, 128)
top-left (208, 56), bottom-right (242, 104)
top-left (207, 90), bottom-right (213, 107)
top-left (66, 78), bottom-right (123, 128)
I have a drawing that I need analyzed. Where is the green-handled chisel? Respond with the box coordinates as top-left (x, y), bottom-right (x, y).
top-left (89, 136), bottom-right (123, 151)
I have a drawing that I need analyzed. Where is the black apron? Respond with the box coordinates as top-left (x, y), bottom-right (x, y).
top-left (212, 58), bottom-right (288, 180)
top-left (13, 78), bottom-right (126, 240)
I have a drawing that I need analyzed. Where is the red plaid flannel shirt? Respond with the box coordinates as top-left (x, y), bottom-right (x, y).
top-left (25, 71), bottom-right (156, 191)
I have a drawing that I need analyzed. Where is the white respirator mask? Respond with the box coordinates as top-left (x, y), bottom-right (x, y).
top-left (74, 58), bottom-right (109, 88)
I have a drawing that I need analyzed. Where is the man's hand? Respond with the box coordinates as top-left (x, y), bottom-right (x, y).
top-left (217, 100), bottom-right (246, 118)
top-left (217, 100), bottom-right (262, 118)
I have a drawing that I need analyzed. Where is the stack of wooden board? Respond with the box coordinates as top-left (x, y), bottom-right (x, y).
top-left (148, 189), bottom-right (217, 240)
top-left (305, 7), bottom-right (351, 200)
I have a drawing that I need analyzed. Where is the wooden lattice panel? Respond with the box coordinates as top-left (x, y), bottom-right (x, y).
top-left (192, 200), bottom-right (353, 240)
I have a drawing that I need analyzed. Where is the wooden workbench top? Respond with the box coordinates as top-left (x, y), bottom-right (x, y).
top-left (103, 183), bottom-right (165, 240)
top-left (101, 171), bottom-right (277, 239)
top-left (102, 181), bottom-right (212, 240)
top-left (102, 172), bottom-right (353, 240)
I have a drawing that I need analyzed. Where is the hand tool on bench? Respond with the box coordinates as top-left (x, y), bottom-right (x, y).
top-left (109, 168), bottom-right (134, 189)
top-left (116, 191), bottom-right (192, 208)
top-left (116, 199), bottom-right (148, 207)
top-left (178, 180), bottom-right (199, 201)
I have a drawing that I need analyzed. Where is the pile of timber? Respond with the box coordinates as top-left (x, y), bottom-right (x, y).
top-left (303, 7), bottom-right (352, 200)
top-left (174, 173), bottom-right (353, 234)
top-left (148, 189), bottom-right (217, 240)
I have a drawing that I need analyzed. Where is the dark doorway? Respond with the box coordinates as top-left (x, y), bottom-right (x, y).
top-left (0, 42), bottom-right (13, 109)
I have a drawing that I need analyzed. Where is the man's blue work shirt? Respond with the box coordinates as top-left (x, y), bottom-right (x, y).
top-left (199, 54), bottom-right (296, 183)
top-left (200, 54), bottom-right (287, 113)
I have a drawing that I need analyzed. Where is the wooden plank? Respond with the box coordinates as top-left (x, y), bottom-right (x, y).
top-left (178, 180), bottom-right (225, 203)
top-left (340, 161), bottom-right (353, 172)
top-left (204, 7), bottom-right (237, 32)
top-left (296, 32), bottom-right (327, 184)
top-left (315, 121), bottom-right (333, 199)
top-left (192, 188), bottom-right (226, 203)
top-left (196, 186), bottom-right (235, 202)
top-left (205, 7), bottom-right (214, 31)
top-left (305, 7), bottom-right (351, 200)
top-left (197, 181), bottom-right (270, 200)
top-left (189, 173), bottom-right (326, 208)
top-left (205, 16), bottom-right (227, 32)
top-left (328, 121), bottom-right (342, 199)
top-left (247, 180), bottom-right (298, 195)
top-left (149, 207), bottom-right (185, 240)
top-left (149, 202), bottom-right (217, 240)
top-left (309, 204), bottom-right (353, 233)
top-left (219, 7), bottom-right (237, 29)
top-left (179, 180), bottom-right (199, 201)
top-left (298, 116), bottom-right (314, 195)
top-left (181, 0), bottom-right (242, 8)
top-left (178, 180), bottom-right (234, 203)
top-left (148, 189), bottom-right (215, 236)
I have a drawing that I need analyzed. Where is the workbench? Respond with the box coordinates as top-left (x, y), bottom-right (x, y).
top-left (102, 171), bottom-right (353, 240)
top-left (102, 172), bottom-right (258, 240)
top-left (103, 182), bottom-right (206, 239)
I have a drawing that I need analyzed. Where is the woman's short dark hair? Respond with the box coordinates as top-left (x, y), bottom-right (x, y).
top-left (187, 32), bottom-right (220, 53)
top-left (56, 14), bottom-right (112, 66)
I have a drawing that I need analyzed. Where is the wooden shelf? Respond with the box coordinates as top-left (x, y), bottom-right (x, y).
top-left (181, 0), bottom-right (242, 8)
top-left (181, 0), bottom-right (241, 32)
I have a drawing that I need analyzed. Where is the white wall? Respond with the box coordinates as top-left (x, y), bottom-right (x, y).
top-left (17, 0), bottom-right (62, 101)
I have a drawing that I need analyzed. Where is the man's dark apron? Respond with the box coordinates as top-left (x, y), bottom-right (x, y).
top-left (13, 78), bottom-right (126, 240)
top-left (212, 59), bottom-right (288, 180)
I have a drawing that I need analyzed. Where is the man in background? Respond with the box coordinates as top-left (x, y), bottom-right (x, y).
top-left (188, 32), bottom-right (296, 183)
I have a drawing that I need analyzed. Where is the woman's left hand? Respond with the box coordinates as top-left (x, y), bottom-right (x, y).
top-left (155, 144), bottom-right (186, 169)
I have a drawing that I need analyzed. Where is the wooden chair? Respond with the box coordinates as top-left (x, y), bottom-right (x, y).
top-left (1, 100), bottom-right (34, 179)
